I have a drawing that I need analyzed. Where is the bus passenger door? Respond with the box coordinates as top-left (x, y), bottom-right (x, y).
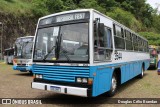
top-left (92, 20), bottom-right (113, 96)
top-left (94, 25), bottom-right (113, 61)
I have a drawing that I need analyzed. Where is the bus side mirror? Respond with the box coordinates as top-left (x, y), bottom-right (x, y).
top-left (98, 23), bottom-right (104, 37)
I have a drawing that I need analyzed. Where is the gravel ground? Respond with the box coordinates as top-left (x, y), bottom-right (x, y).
top-left (0, 64), bottom-right (160, 107)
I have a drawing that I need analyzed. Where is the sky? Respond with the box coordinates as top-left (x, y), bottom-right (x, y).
top-left (146, 0), bottom-right (160, 12)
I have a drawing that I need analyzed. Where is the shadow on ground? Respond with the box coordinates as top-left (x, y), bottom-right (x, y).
top-left (15, 72), bottom-right (33, 77)
top-left (148, 66), bottom-right (157, 70)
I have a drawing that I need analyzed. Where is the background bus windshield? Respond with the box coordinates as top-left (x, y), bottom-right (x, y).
top-left (34, 23), bottom-right (89, 62)
top-left (14, 38), bottom-right (33, 59)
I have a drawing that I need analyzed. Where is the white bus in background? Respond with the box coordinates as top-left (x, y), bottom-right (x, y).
top-left (31, 9), bottom-right (150, 97)
top-left (4, 48), bottom-right (14, 64)
top-left (13, 36), bottom-right (34, 73)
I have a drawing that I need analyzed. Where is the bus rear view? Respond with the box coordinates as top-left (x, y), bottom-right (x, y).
top-left (31, 9), bottom-right (150, 97)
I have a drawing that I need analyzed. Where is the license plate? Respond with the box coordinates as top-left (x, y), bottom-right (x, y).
top-left (50, 86), bottom-right (61, 92)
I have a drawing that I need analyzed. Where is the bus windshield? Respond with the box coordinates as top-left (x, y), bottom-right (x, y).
top-left (34, 23), bottom-right (89, 62)
top-left (4, 48), bottom-right (14, 56)
top-left (15, 41), bottom-right (33, 59)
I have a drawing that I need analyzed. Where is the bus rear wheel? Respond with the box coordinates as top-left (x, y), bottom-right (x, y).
top-left (153, 64), bottom-right (157, 70)
top-left (138, 66), bottom-right (144, 78)
top-left (107, 73), bottom-right (117, 97)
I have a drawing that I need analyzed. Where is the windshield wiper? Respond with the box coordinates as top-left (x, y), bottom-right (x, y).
top-left (42, 45), bottom-right (56, 61)
top-left (59, 46), bottom-right (72, 62)
top-left (56, 34), bottom-right (71, 62)
top-left (42, 32), bottom-right (60, 61)
top-left (42, 33), bottom-right (71, 62)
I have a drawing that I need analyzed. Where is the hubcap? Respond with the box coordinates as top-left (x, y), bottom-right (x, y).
top-left (142, 68), bottom-right (144, 76)
top-left (111, 76), bottom-right (117, 92)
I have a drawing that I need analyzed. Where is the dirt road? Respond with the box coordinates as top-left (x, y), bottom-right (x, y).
top-left (0, 64), bottom-right (160, 107)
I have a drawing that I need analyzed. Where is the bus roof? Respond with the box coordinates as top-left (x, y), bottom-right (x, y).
top-left (38, 9), bottom-right (148, 41)
top-left (16, 36), bottom-right (34, 39)
top-left (5, 48), bottom-right (14, 51)
top-left (39, 9), bottom-right (92, 20)
top-left (92, 9), bottom-right (148, 41)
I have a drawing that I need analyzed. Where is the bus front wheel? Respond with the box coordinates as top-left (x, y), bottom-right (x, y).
top-left (107, 73), bottom-right (118, 97)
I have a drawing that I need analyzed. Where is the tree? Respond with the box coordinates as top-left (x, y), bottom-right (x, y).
top-left (107, 8), bottom-right (142, 31)
top-left (116, 0), bottom-right (154, 28)
top-left (78, 0), bottom-right (106, 14)
top-left (139, 32), bottom-right (160, 45)
top-left (62, 0), bottom-right (77, 10)
top-left (97, 0), bottom-right (118, 11)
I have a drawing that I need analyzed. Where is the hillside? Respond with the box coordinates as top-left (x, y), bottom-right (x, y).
top-left (0, 0), bottom-right (33, 15)
top-left (0, 0), bottom-right (160, 49)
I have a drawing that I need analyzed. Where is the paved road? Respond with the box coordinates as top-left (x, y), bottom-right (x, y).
top-left (0, 64), bottom-right (160, 107)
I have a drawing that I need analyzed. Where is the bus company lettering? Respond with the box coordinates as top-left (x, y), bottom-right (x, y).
top-left (56, 13), bottom-right (85, 22)
top-left (115, 51), bottom-right (122, 60)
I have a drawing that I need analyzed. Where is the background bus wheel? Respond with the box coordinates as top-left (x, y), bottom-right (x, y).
top-left (29, 71), bottom-right (33, 74)
top-left (138, 67), bottom-right (144, 78)
top-left (154, 64), bottom-right (157, 70)
top-left (107, 73), bottom-right (117, 97)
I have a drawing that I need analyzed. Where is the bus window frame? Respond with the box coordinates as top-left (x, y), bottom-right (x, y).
top-left (93, 22), bottom-right (113, 62)
top-left (113, 24), bottom-right (125, 50)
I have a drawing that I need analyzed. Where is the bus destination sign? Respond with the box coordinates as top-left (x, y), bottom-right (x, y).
top-left (39, 12), bottom-right (89, 26)
top-left (56, 13), bottom-right (85, 22)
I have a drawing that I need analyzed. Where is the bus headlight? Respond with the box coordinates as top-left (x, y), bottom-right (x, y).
top-left (76, 77), bottom-right (90, 84)
top-left (35, 74), bottom-right (43, 79)
top-left (76, 78), bottom-right (82, 83)
top-left (82, 78), bottom-right (88, 83)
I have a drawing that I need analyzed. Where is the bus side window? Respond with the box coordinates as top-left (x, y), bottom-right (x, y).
top-left (114, 24), bottom-right (125, 49)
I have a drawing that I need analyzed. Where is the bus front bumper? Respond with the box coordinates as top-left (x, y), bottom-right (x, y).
top-left (31, 82), bottom-right (91, 97)
top-left (13, 65), bottom-right (32, 71)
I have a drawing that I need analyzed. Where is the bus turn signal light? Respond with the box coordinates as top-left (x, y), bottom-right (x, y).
top-left (88, 78), bottom-right (93, 85)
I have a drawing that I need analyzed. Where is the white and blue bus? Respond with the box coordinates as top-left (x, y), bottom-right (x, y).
top-left (13, 36), bottom-right (34, 73)
top-left (31, 9), bottom-right (150, 97)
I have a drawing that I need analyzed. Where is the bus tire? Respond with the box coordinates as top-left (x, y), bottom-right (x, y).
top-left (138, 66), bottom-right (144, 79)
top-left (154, 64), bottom-right (157, 69)
top-left (29, 71), bottom-right (33, 74)
top-left (107, 72), bottom-right (118, 97)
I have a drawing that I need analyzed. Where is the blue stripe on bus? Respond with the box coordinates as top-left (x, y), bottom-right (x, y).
top-left (32, 65), bottom-right (90, 82)
top-left (90, 60), bottom-right (150, 97)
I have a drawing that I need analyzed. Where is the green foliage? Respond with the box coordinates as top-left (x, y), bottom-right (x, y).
top-left (31, 0), bottom-right (49, 16)
top-left (78, 0), bottom-right (106, 14)
top-left (152, 15), bottom-right (160, 33)
top-left (139, 32), bottom-right (160, 45)
top-left (117, 0), bottom-right (154, 28)
top-left (32, 0), bottom-right (77, 16)
top-left (107, 8), bottom-right (142, 32)
top-left (0, 0), bottom-right (33, 16)
top-left (62, 0), bottom-right (77, 10)
top-left (97, 0), bottom-right (118, 11)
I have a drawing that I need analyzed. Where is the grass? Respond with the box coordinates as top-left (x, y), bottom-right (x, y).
top-left (114, 70), bottom-right (160, 98)
top-left (0, 60), bottom-right (4, 62)
top-left (0, 0), bottom-right (33, 16)
top-left (0, 63), bottom-right (11, 70)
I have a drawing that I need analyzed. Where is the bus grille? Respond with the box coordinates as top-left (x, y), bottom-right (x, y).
top-left (32, 64), bottom-right (90, 82)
